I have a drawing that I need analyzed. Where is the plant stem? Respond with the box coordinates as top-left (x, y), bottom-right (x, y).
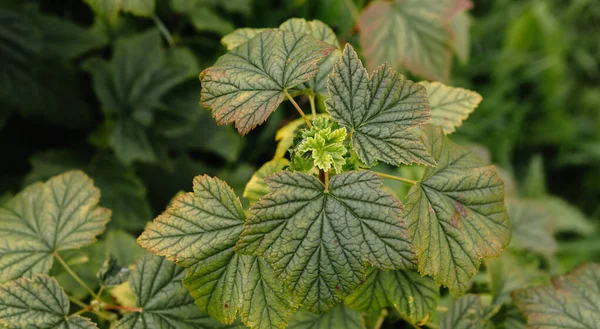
top-left (284, 90), bottom-right (312, 128)
top-left (68, 307), bottom-right (90, 318)
top-left (373, 309), bottom-right (388, 329)
top-left (54, 252), bottom-right (97, 298)
top-left (68, 295), bottom-right (88, 309)
top-left (309, 94), bottom-right (317, 118)
top-left (324, 171), bottom-right (329, 190)
top-left (372, 171), bottom-right (418, 185)
top-left (104, 305), bottom-right (143, 313)
top-left (152, 15), bottom-right (175, 47)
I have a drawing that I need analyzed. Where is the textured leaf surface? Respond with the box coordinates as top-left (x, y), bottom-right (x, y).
top-left (200, 30), bottom-right (335, 134)
top-left (325, 44), bottom-right (434, 167)
top-left (287, 304), bottom-right (365, 329)
top-left (0, 275), bottom-right (97, 329)
top-left (508, 199), bottom-right (557, 255)
top-left (405, 125), bottom-right (510, 295)
top-left (114, 254), bottom-right (228, 329)
top-left (441, 295), bottom-right (487, 329)
top-left (222, 28), bottom-right (268, 50)
top-left (0, 171), bottom-right (110, 282)
top-left (358, 0), bottom-right (461, 82)
top-left (345, 267), bottom-right (438, 325)
top-left (513, 263), bottom-right (600, 329)
top-left (237, 170), bottom-right (415, 313)
top-left (244, 159), bottom-right (289, 206)
top-left (420, 81), bottom-right (482, 134)
top-left (138, 176), bottom-right (294, 328)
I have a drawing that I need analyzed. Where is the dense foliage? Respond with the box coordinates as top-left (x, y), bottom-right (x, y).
top-left (0, 1), bottom-right (598, 329)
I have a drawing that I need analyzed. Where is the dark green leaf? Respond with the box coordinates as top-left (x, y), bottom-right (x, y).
top-left (325, 44), bottom-right (434, 167)
top-left (287, 304), bottom-right (365, 329)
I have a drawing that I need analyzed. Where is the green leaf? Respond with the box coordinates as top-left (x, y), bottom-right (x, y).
top-left (114, 254), bottom-right (229, 329)
top-left (244, 159), bottom-right (290, 206)
top-left (297, 118), bottom-right (348, 173)
top-left (507, 199), bottom-right (557, 255)
top-left (97, 255), bottom-right (130, 286)
top-left (24, 151), bottom-right (152, 231)
top-left (0, 171), bottom-right (110, 282)
top-left (237, 170), bottom-right (415, 313)
top-left (513, 263), bottom-right (600, 329)
top-left (441, 295), bottom-right (488, 329)
top-left (171, 0), bottom-right (234, 35)
top-left (138, 176), bottom-right (295, 328)
top-left (450, 11), bottom-right (471, 64)
top-left (540, 196), bottom-right (595, 236)
top-left (200, 30), bottom-right (335, 135)
top-left (0, 274), bottom-right (97, 329)
top-left (83, 29), bottom-right (190, 164)
top-left (274, 115), bottom-right (327, 160)
top-left (38, 14), bottom-right (108, 60)
top-left (222, 28), bottom-right (268, 50)
top-left (325, 44), bottom-right (434, 167)
top-left (287, 304), bottom-right (365, 329)
top-left (358, 0), bottom-right (462, 82)
top-left (84, 0), bottom-right (155, 21)
top-left (105, 230), bottom-right (146, 267)
top-left (345, 267), bottom-right (439, 325)
top-left (404, 125), bottom-right (510, 295)
top-left (419, 81), bottom-right (482, 134)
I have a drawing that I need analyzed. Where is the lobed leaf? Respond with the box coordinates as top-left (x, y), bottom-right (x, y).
top-left (325, 44), bottom-right (434, 167)
top-left (200, 30), bottom-right (335, 135)
top-left (508, 199), bottom-right (557, 255)
top-left (440, 295), bottom-right (488, 329)
top-left (287, 304), bottom-right (365, 329)
top-left (138, 176), bottom-right (294, 329)
top-left (0, 171), bottom-right (110, 282)
top-left (345, 267), bottom-right (439, 325)
top-left (420, 81), bottom-right (482, 134)
top-left (244, 159), bottom-right (290, 206)
top-left (513, 263), bottom-right (600, 329)
top-left (0, 275), bottom-right (97, 328)
top-left (114, 254), bottom-right (230, 329)
top-left (404, 125), bottom-right (510, 295)
top-left (237, 170), bottom-right (415, 313)
top-left (358, 0), bottom-right (468, 82)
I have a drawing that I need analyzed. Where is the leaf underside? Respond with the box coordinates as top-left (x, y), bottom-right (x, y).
top-left (237, 170), bottom-right (415, 313)
top-left (513, 263), bottom-right (600, 329)
top-left (507, 199), bottom-right (557, 255)
top-left (441, 294), bottom-right (487, 329)
top-left (138, 176), bottom-right (294, 329)
top-left (200, 29), bottom-right (335, 135)
top-left (325, 44), bottom-right (434, 167)
top-left (404, 125), bottom-right (510, 295)
top-left (0, 171), bottom-right (110, 282)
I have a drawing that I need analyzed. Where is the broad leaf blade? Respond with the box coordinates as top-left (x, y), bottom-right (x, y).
top-left (287, 304), bottom-right (365, 329)
top-left (405, 125), bottom-right (510, 295)
top-left (508, 199), bottom-right (557, 255)
top-left (441, 295), bottom-right (487, 329)
top-left (243, 159), bottom-right (289, 206)
top-left (114, 254), bottom-right (227, 329)
top-left (0, 275), bottom-right (97, 329)
top-left (358, 0), bottom-right (460, 82)
top-left (420, 81), bottom-right (482, 134)
top-left (237, 170), bottom-right (415, 313)
top-left (513, 263), bottom-right (600, 329)
top-left (0, 171), bottom-right (110, 282)
top-left (200, 30), bottom-right (335, 135)
top-left (345, 267), bottom-right (438, 325)
top-left (325, 44), bottom-right (434, 167)
top-left (138, 176), bottom-right (294, 328)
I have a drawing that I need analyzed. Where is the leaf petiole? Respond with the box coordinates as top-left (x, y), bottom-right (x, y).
top-left (54, 251), bottom-right (98, 298)
top-left (309, 94), bottom-right (317, 118)
top-left (284, 89), bottom-right (312, 128)
top-left (104, 305), bottom-right (143, 313)
top-left (152, 15), bottom-right (175, 47)
top-left (372, 171), bottom-right (418, 185)
top-left (373, 309), bottom-right (388, 329)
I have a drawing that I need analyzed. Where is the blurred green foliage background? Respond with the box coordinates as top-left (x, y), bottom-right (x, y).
top-left (0, 0), bottom-right (598, 271)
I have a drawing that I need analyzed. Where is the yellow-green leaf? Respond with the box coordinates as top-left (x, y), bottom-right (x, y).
top-left (420, 81), bottom-right (482, 134)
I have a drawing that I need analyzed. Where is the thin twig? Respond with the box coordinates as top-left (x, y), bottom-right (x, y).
top-left (54, 252), bottom-right (97, 298)
top-left (68, 295), bottom-right (88, 309)
top-left (324, 171), bottom-right (330, 190)
top-left (373, 309), bottom-right (388, 329)
top-left (104, 305), bottom-right (143, 313)
top-left (309, 94), bottom-right (317, 118)
top-left (152, 15), bottom-right (175, 48)
top-left (284, 90), bottom-right (312, 128)
top-left (372, 171), bottom-right (418, 185)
